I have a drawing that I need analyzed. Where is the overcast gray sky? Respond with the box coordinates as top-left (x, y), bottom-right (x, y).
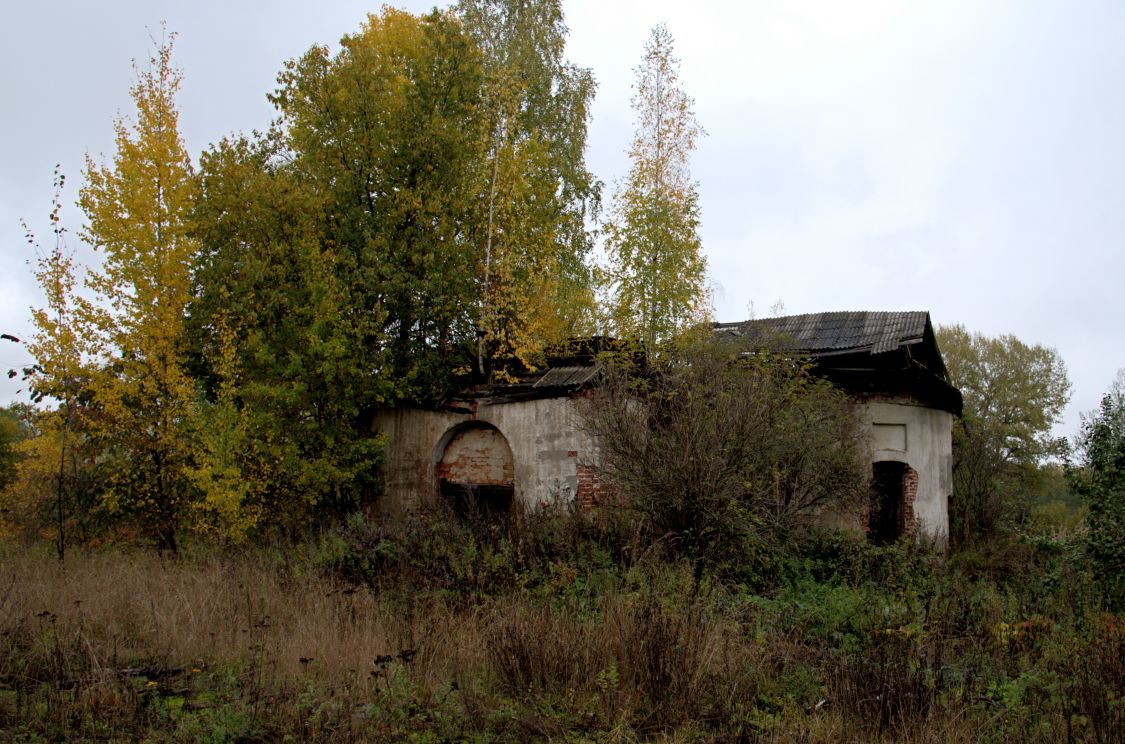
top-left (2, 0), bottom-right (1123, 440)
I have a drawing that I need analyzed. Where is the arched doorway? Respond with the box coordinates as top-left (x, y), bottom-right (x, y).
top-left (869, 461), bottom-right (909, 546)
top-left (434, 423), bottom-right (515, 518)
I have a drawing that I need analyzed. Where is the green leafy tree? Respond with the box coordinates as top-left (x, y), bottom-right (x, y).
top-left (190, 9), bottom-right (484, 527)
top-left (457, 0), bottom-right (601, 373)
top-left (0, 405), bottom-right (31, 496)
top-left (189, 134), bottom-right (383, 531)
top-left (269, 8), bottom-right (485, 402)
top-left (1069, 369), bottom-right (1125, 609)
top-left (937, 325), bottom-right (1071, 547)
top-left (76, 35), bottom-right (199, 553)
top-left (603, 24), bottom-right (709, 354)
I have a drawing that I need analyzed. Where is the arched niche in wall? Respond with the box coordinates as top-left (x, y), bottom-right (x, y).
top-left (433, 422), bottom-right (515, 518)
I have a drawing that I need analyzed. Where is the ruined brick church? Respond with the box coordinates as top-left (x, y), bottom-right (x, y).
top-left (373, 311), bottom-right (962, 546)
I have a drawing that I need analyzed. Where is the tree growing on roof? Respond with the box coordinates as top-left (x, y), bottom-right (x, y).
top-left (602, 24), bottom-right (709, 355)
top-left (457, 0), bottom-right (601, 375)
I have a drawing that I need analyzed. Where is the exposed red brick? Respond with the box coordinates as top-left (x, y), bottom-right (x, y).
top-left (576, 461), bottom-right (612, 511)
top-left (438, 426), bottom-right (513, 486)
top-left (900, 465), bottom-right (919, 537)
top-left (862, 462), bottom-right (919, 541)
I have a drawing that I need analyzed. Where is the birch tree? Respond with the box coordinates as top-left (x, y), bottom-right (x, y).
top-left (458, 0), bottom-right (601, 375)
top-left (604, 24), bottom-right (709, 354)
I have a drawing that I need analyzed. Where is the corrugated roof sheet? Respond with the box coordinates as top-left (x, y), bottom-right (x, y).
top-left (532, 365), bottom-right (601, 388)
top-left (714, 311), bottom-right (931, 356)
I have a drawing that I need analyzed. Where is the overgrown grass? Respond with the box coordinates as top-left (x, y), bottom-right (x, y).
top-left (0, 509), bottom-right (1122, 742)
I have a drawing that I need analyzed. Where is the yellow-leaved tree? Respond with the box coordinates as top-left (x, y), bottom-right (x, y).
top-left (77, 35), bottom-right (199, 552)
top-left (7, 169), bottom-right (90, 555)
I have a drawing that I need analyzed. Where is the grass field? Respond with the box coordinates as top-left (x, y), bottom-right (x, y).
top-left (0, 512), bottom-right (1121, 742)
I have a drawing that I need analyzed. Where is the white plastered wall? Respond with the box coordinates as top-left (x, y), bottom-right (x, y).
top-left (858, 398), bottom-right (954, 546)
top-left (373, 397), bottom-right (596, 514)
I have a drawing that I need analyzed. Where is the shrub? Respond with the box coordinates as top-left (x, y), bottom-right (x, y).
top-left (580, 338), bottom-right (869, 581)
top-left (318, 503), bottom-right (623, 606)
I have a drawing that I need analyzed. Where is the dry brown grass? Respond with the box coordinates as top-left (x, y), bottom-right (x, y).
top-left (0, 546), bottom-right (767, 740)
top-left (0, 546), bottom-right (497, 740)
top-left (1, 543), bottom-right (1120, 742)
top-left (0, 547), bottom-right (469, 686)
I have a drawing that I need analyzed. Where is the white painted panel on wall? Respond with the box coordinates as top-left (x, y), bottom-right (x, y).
top-left (872, 423), bottom-right (907, 452)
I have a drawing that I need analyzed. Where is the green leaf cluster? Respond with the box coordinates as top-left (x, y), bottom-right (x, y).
top-left (1069, 370), bottom-right (1125, 609)
top-left (0, 405), bottom-right (30, 496)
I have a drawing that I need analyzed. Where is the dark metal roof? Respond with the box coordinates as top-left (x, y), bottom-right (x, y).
top-left (532, 365), bottom-right (601, 389)
top-left (433, 313), bottom-right (960, 412)
top-left (714, 311), bottom-right (931, 356)
top-left (457, 363), bottom-right (602, 405)
top-left (714, 311), bottom-right (962, 414)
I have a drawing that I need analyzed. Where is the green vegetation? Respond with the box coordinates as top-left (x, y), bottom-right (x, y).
top-left (580, 339), bottom-right (868, 584)
top-left (0, 405), bottom-right (29, 495)
top-left (1070, 370), bottom-right (1125, 611)
top-left (937, 324), bottom-right (1073, 547)
top-left (0, 511), bottom-right (1121, 742)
